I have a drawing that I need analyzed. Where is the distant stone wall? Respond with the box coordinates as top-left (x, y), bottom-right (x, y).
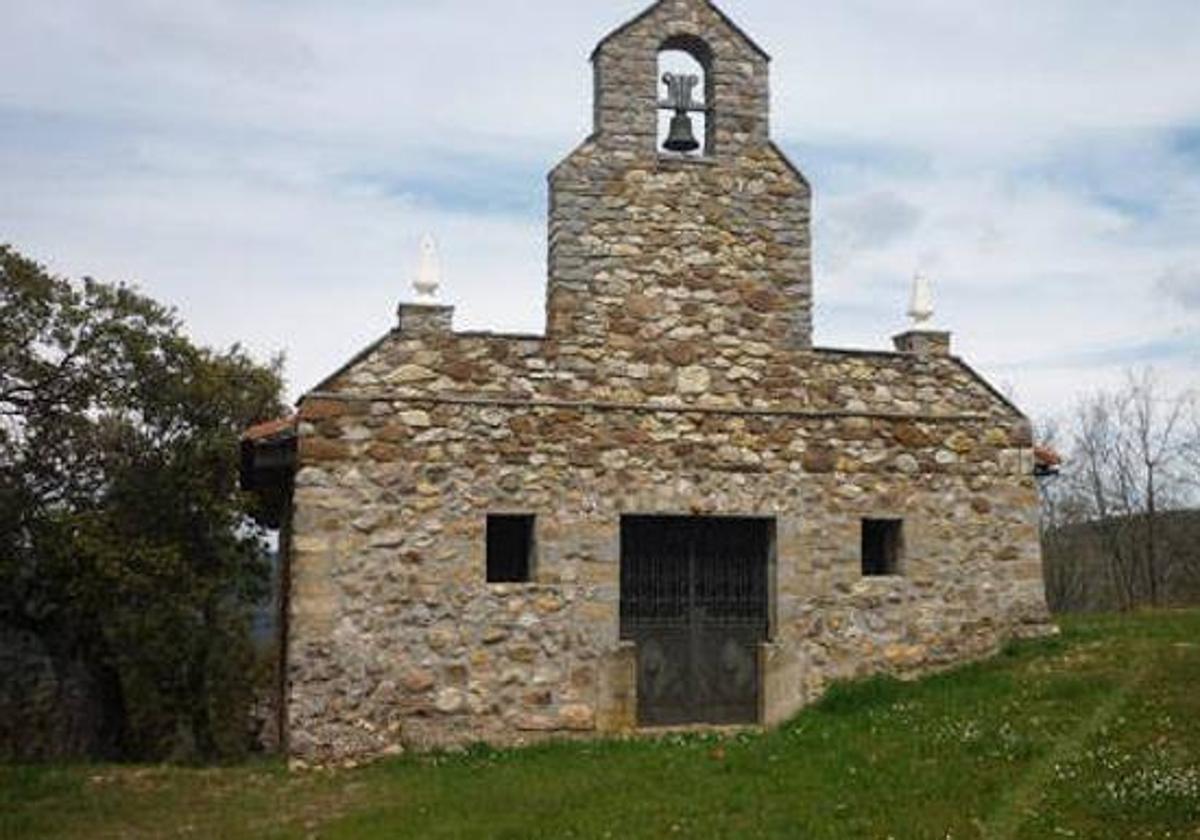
top-left (0, 627), bottom-right (93, 761)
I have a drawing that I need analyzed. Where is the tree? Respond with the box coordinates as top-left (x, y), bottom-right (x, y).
top-left (1041, 370), bottom-right (1196, 612)
top-left (1068, 391), bottom-right (1142, 610)
top-left (0, 245), bottom-right (284, 760)
top-left (1121, 370), bottom-right (1188, 605)
top-left (1183, 392), bottom-right (1200, 491)
top-left (1036, 418), bottom-right (1083, 610)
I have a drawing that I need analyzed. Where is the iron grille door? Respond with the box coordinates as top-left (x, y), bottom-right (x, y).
top-left (620, 516), bottom-right (770, 726)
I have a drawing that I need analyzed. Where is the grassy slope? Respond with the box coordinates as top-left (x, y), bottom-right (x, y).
top-left (3, 611), bottom-right (1199, 840)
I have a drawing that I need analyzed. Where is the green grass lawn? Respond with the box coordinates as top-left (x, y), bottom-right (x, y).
top-left (4, 611), bottom-right (1200, 839)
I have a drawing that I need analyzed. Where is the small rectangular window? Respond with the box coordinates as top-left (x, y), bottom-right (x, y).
top-left (862, 519), bottom-right (903, 577)
top-left (487, 515), bottom-right (535, 583)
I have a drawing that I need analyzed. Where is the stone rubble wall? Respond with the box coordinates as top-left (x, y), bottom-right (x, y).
top-left (591, 0), bottom-right (771, 156)
top-left (321, 331), bottom-right (1018, 421)
top-left (549, 0), bottom-right (812, 351)
top-left (547, 147), bottom-right (812, 352)
top-left (0, 627), bottom-right (95, 760)
top-left (286, 394), bottom-right (1050, 761)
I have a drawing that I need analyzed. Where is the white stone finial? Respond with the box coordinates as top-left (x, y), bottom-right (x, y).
top-left (413, 234), bottom-right (441, 303)
top-left (907, 270), bottom-right (935, 328)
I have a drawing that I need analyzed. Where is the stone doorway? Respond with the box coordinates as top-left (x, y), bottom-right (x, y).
top-left (619, 516), bottom-right (771, 727)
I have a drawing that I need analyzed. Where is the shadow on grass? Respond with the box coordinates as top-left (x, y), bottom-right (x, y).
top-left (811, 674), bottom-right (908, 716)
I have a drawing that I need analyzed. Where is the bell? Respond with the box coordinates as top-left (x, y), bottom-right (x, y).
top-left (664, 111), bottom-right (700, 153)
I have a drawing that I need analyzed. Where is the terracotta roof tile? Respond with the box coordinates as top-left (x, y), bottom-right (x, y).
top-left (242, 416), bottom-right (297, 443)
top-left (1034, 446), bottom-right (1063, 468)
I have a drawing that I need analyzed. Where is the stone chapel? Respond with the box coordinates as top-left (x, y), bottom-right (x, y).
top-left (243, 0), bottom-right (1055, 762)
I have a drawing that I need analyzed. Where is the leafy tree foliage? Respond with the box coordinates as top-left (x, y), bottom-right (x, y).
top-left (0, 245), bottom-right (285, 760)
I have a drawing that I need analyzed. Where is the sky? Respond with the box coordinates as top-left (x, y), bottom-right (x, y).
top-left (2, 0), bottom-right (1199, 420)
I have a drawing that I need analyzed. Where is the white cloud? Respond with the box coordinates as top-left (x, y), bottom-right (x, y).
top-left (759, 0), bottom-right (1200, 158)
top-left (1, 154), bottom-right (545, 397)
top-left (1, 0), bottom-right (1198, 418)
top-left (1159, 266), bottom-right (1200, 310)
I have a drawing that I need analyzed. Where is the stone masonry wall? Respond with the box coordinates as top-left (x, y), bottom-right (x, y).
top-left (286, 359), bottom-right (1049, 761)
top-left (319, 328), bottom-right (1016, 419)
top-left (590, 0), bottom-right (771, 156)
top-left (548, 0), bottom-right (812, 351)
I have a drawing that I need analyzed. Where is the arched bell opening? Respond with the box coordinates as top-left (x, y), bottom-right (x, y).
top-left (657, 35), bottom-right (714, 157)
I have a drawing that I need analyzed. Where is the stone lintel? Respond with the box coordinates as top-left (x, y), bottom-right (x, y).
top-left (397, 302), bottom-right (455, 335)
top-left (893, 330), bottom-right (952, 357)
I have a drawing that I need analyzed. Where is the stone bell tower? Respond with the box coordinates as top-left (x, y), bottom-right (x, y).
top-left (546, 0), bottom-right (813, 364)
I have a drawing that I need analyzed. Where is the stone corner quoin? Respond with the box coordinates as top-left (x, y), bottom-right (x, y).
top-left (246, 0), bottom-right (1055, 763)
